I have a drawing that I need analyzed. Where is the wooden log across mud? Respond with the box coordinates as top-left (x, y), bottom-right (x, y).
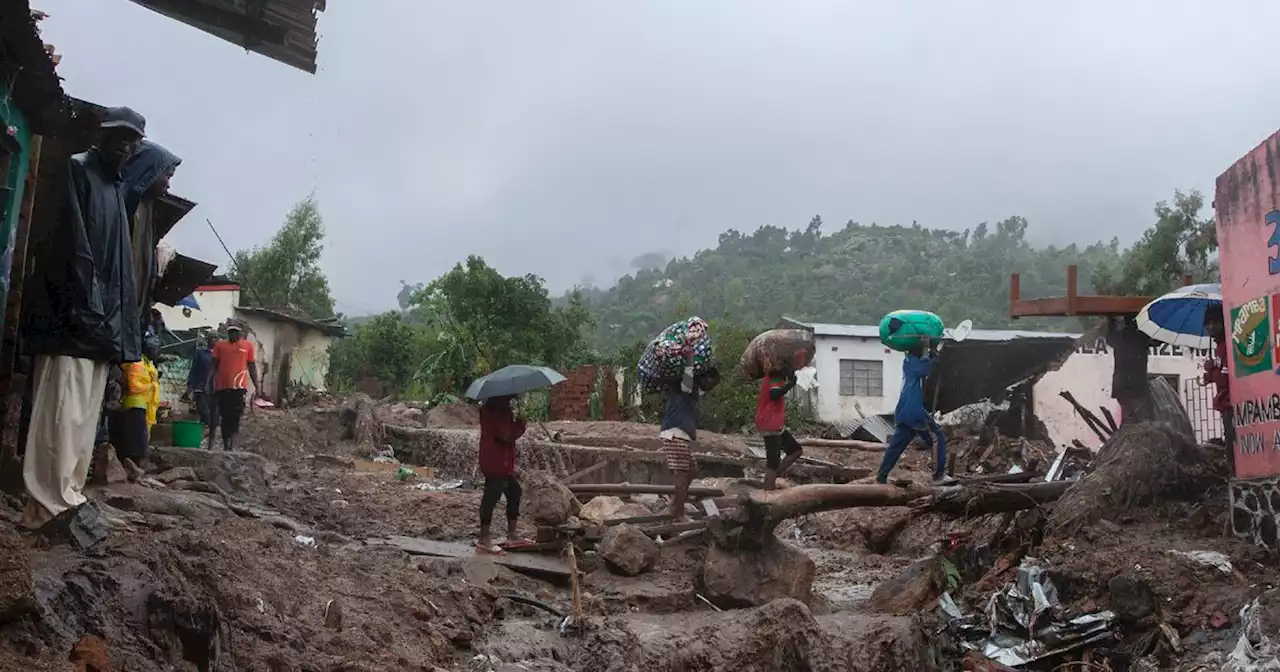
top-left (719, 480), bottom-right (1072, 547)
top-left (568, 483), bottom-right (725, 497)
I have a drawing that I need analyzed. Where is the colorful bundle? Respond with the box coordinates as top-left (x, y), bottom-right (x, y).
top-left (636, 317), bottom-right (714, 393)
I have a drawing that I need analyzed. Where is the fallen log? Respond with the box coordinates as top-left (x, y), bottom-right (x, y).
top-left (720, 484), bottom-right (934, 549)
top-left (568, 483), bottom-right (724, 497)
top-left (924, 481), bottom-right (1072, 517)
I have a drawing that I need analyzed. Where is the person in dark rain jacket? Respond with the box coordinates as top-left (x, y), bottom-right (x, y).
top-left (876, 336), bottom-right (956, 485)
top-left (119, 140), bottom-right (180, 319)
top-left (22, 107), bottom-right (146, 528)
top-left (476, 395), bottom-right (531, 554)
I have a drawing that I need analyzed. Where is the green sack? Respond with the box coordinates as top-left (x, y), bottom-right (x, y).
top-left (879, 310), bottom-right (945, 352)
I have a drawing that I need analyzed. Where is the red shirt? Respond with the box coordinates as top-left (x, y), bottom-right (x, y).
top-left (211, 339), bottom-right (255, 391)
top-left (1203, 340), bottom-right (1231, 413)
top-left (478, 405), bottom-right (527, 477)
top-left (755, 377), bottom-right (788, 432)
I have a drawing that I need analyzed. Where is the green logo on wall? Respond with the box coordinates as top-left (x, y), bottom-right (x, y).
top-left (1231, 297), bottom-right (1273, 377)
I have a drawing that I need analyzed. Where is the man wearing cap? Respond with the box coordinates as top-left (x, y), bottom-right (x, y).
top-left (22, 107), bottom-right (147, 528)
top-left (209, 324), bottom-right (263, 451)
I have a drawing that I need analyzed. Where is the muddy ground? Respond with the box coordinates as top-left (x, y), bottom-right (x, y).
top-left (0, 403), bottom-right (1267, 671)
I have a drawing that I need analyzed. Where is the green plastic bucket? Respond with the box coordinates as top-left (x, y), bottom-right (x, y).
top-left (879, 310), bottom-right (945, 352)
top-left (172, 420), bottom-right (204, 448)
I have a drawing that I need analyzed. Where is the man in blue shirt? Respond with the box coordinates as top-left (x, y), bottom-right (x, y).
top-left (188, 332), bottom-right (218, 448)
top-left (876, 337), bottom-right (954, 484)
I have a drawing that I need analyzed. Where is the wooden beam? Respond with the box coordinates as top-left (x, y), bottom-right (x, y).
top-left (1066, 265), bottom-right (1079, 315)
top-left (563, 460), bottom-right (611, 484)
top-left (568, 483), bottom-right (725, 497)
top-left (795, 437), bottom-right (887, 451)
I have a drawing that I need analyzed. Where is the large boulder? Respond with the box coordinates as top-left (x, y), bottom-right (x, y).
top-left (521, 471), bottom-right (578, 526)
top-left (868, 557), bottom-right (945, 615)
top-left (599, 524), bottom-right (659, 576)
top-left (580, 496), bottom-right (651, 523)
top-left (1108, 571), bottom-right (1156, 623)
top-left (701, 539), bottom-right (815, 608)
top-left (151, 447), bottom-right (275, 496)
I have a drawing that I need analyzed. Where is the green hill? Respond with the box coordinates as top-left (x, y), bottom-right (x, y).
top-left (578, 215), bottom-right (1121, 348)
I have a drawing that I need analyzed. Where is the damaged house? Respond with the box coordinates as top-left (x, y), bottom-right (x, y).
top-left (777, 318), bottom-right (1215, 448)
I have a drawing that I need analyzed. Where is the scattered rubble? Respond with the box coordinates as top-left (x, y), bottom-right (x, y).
top-left (0, 394), bottom-right (1263, 670)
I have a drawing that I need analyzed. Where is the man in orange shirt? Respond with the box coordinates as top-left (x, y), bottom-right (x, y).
top-left (209, 325), bottom-right (264, 451)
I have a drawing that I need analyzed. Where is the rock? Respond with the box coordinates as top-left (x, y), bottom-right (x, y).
top-left (90, 445), bottom-right (129, 486)
top-left (324, 598), bottom-right (343, 631)
top-left (415, 557), bottom-right (460, 578)
top-left (599, 524), bottom-right (659, 576)
top-left (155, 467), bottom-right (197, 484)
top-left (1109, 571), bottom-right (1156, 623)
top-left (521, 470), bottom-right (578, 526)
top-left (70, 634), bottom-right (112, 672)
top-left (701, 539), bottom-right (815, 608)
top-left (868, 557), bottom-right (945, 615)
top-left (151, 447), bottom-right (275, 495)
top-left (41, 501), bottom-right (110, 549)
top-left (580, 496), bottom-right (626, 523)
top-left (615, 503), bottom-right (651, 519)
top-left (311, 454), bottom-right (356, 469)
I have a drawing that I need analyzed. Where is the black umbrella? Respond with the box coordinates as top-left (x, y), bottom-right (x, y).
top-left (465, 365), bottom-right (567, 400)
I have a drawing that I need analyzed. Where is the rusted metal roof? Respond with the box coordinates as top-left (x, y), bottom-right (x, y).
top-left (0, 3), bottom-right (67, 134)
top-left (127, 0), bottom-right (325, 74)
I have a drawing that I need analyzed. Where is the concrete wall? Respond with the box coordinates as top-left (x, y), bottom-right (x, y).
top-left (154, 286), bottom-right (239, 331)
top-left (548, 365), bottom-right (619, 421)
top-left (1036, 338), bottom-right (1210, 448)
top-left (236, 312), bottom-right (335, 399)
top-left (809, 335), bottom-right (905, 422)
top-left (809, 332), bottom-right (1213, 448)
top-left (1215, 130), bottom-right (1280, 480)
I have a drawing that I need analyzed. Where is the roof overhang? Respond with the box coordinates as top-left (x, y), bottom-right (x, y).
top-left (127, 0), bottom-right (325, 74)
top-left (1, 3), bottom-right (67, 134)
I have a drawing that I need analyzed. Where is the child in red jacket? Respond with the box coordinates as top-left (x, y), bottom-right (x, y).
top-left (477, 395), bottom-right (529, 553)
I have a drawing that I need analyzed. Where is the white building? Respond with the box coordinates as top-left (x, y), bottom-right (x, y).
top-left (154, 282), bottom-right (344, 398)
top-left (779, 318), bottom-right (1217, 448)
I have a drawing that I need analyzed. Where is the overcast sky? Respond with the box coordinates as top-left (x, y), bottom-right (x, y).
top-left (35, 1), bottom-right (1280, 314)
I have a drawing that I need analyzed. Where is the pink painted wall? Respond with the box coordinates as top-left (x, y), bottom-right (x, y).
top-left (1215, 130), bottom-right (1280, 479)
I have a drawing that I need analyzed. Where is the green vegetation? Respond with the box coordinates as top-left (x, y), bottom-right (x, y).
top-left (229, 195), bottom-right (337, 319)
top-left (323, 189), bottom-right (1217, 431)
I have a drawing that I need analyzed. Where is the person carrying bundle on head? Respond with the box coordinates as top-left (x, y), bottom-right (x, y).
top-left (757, 370), bottom-right (801, 489)
top-left (660, 364), bottom-right (720, 521)
top-left (876, 335), bottom-right (955, 485)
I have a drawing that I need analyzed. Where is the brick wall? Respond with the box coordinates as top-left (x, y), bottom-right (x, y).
top-left (548, 365), bottom-right (619, 421)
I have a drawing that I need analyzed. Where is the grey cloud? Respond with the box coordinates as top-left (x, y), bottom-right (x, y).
top-left (36, 0), bottom-right (1280, 314)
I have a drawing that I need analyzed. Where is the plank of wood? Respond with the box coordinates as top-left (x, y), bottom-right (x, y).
top-left (563, 460), bottom-right (611, 484)
top-left (568, 483), bottom-right (725, 497)
top-left (796, 438), bottom-right (887, 451)
top-left (642, 521), bottom-right (708, 537)
top-left (374, 536), bottom-right (572, 579)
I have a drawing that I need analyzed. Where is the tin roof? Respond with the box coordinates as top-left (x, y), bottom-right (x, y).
top-left (777, 317), bottom-right (1081, 342)
top-left (1, 3), bottom-right (67, 134)
top-left (127, 0), bottom-right (325, 74)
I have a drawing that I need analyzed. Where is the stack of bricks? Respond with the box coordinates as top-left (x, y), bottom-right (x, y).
top-left (548, 365), bottom-right (620, 421)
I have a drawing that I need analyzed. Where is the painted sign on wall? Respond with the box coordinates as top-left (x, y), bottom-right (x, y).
top-left (1216, 130), bottom-right (1280, 479)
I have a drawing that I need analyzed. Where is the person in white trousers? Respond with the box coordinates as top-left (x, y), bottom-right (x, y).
top-left (20, 107), bottom-right (147, 528)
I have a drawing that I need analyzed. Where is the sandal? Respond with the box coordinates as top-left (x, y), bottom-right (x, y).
top-left (475, 542), bottom-right (505, 556)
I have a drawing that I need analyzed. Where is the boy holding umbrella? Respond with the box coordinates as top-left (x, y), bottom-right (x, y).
top-left (467, 365), bottom-right (565, 554)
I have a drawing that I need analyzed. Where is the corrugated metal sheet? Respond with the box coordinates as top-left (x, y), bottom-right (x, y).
top-left (128, 0), bottom-right (324, 74)
top-left (778, 317), bottom-right (1080, 342)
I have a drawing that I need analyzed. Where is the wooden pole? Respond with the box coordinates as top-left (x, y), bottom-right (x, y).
top-left (568, 483), bottom-right (724, 497)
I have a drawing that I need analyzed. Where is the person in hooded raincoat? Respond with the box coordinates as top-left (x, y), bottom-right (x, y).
top-left (22, 107), bottom-right (146, 528)
top-left (120, 140), bottom-right (181, 321)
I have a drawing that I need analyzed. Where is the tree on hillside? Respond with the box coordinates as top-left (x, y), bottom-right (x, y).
top-left (230, 195), bottom-right (336, 318)
top-left (410, 255), bottom-right (594, 376)
top-left (1090, 189), bottom-right (1218, 425)
top-left (577, 213), bottom-right (1123, 349)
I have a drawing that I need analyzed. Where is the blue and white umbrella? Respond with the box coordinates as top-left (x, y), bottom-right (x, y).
top-left (177, 294), bottom-right (201, 310)
top-left (1136, 283), bottom-right (1223, 350)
